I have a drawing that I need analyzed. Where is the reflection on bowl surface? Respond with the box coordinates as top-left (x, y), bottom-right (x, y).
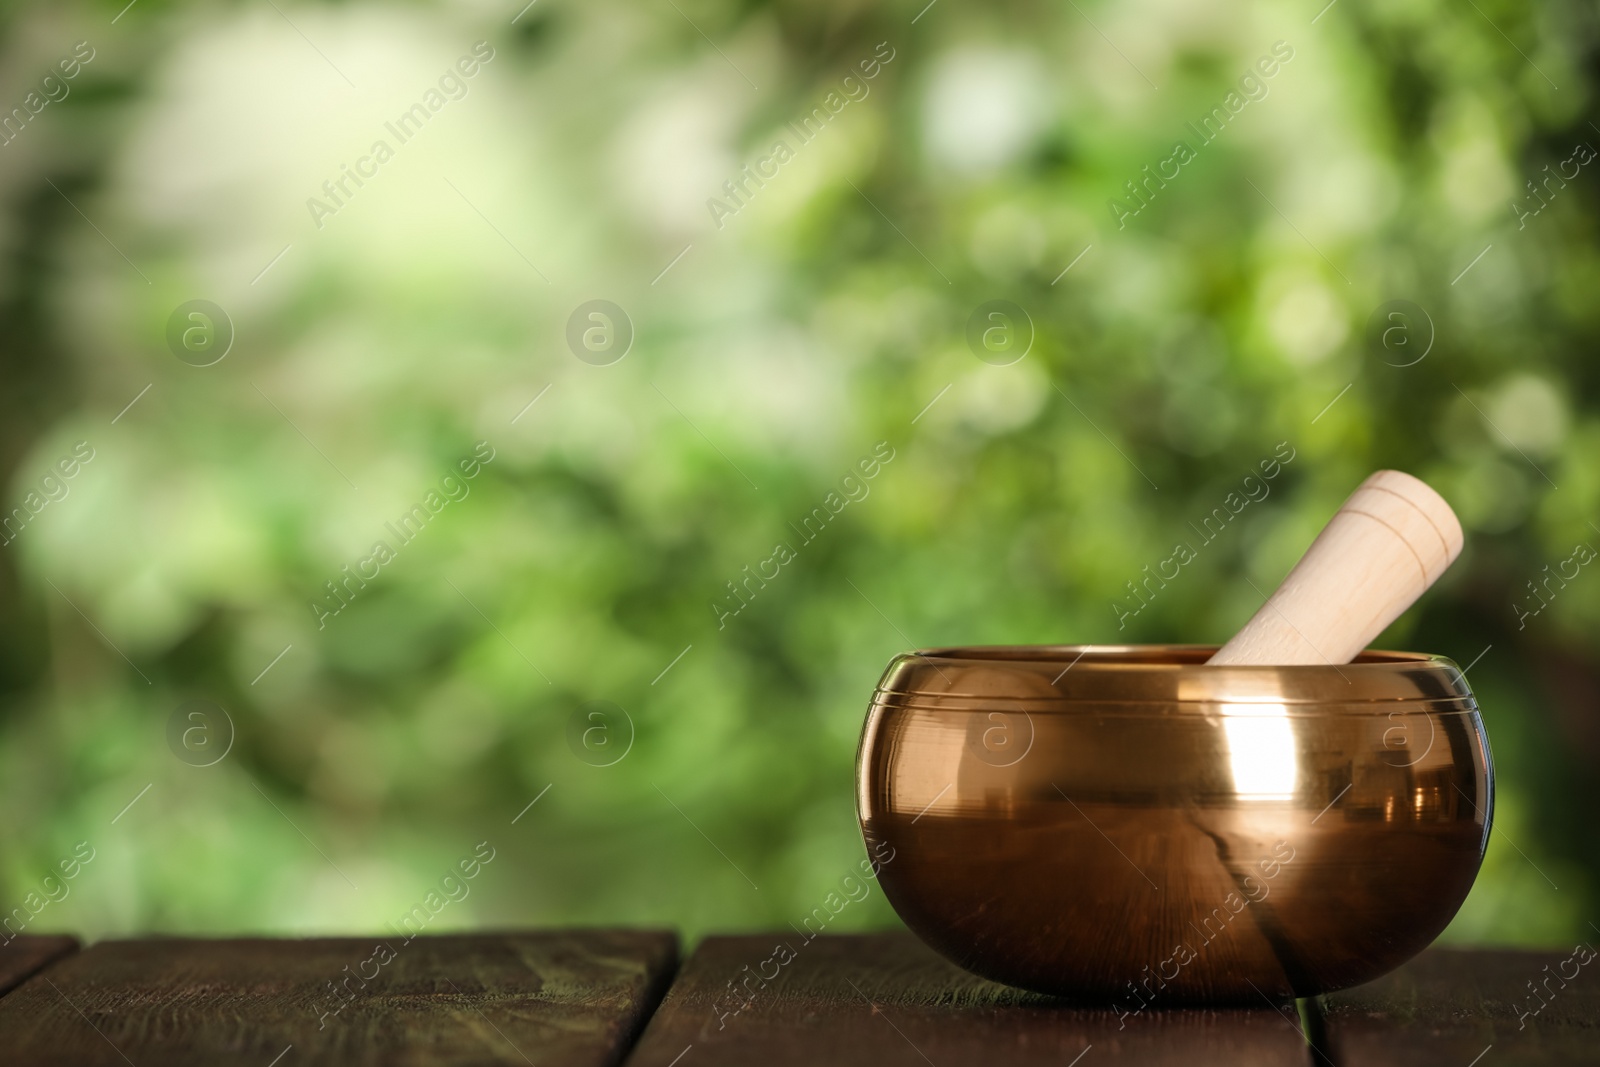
top-left (856, 645), bottom-right (1493, 1003)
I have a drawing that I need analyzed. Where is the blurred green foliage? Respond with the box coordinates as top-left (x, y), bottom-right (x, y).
top-left (1, 0), bottom-right (1597, 947)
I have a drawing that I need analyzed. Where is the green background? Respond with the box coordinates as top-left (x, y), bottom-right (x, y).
top-left (1, 0), bottom-right (1596, 947)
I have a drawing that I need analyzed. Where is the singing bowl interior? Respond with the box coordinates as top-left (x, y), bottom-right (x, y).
top-left (855, 645), bottom-right (1493, 1003)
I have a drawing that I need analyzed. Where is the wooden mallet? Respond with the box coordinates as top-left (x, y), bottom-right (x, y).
top-left (1209, 470), bottom-right (1463, 666)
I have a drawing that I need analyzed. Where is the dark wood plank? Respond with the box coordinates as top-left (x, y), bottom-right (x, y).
top-left (0, 935), bottom-right (78, 997)
top-left (0, 929), bottom-right (676, 1066)
top-left (623, 932), bottom-right (1310, 1066)
top-left (1321, 945), bottom-right (1600, 1065)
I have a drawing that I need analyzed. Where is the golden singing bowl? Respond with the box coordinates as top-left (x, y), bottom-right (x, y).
top-left (856, 645), bottom-right (1493, 1003)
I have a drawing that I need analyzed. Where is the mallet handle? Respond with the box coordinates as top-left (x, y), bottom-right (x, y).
top-left (1208, 470), bottom-right (1463, 666)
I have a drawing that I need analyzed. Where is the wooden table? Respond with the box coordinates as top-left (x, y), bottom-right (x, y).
top-left (0, 931), bottom-right (1593, 1064)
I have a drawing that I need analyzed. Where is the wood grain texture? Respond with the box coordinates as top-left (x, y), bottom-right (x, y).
top-left (623, 932), bottom-right (1311, 1066)
top-left (0, 935), bottom-right (77, 997)
top-left (1211, 469), bottom-right (1463, 665)
top-left (0, 930), bottom-right (676, 1067)
top-left (1321, 945), bottom-right (1600, 1065)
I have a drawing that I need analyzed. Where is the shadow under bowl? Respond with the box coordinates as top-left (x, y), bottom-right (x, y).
top-left (855, 645), bottom-right (1493, 1004)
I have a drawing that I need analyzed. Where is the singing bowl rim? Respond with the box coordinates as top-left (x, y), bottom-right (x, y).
top-left (873, 643), bottom-right (1472, 709)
